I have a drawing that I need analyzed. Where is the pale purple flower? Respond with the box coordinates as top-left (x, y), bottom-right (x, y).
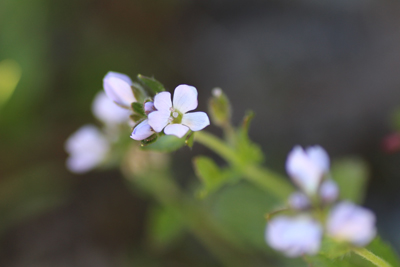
top-left (130, 119), bottom-right (154, 141)
top-left (103, 71), bottom-right (136, 109)
top-left (286, 145), bottom-right (330, 195)
top-left (92, 92), bottom-right (131, 126)
top-left (288, 192), bottom-right (310, 210)
top-left (266, 215), bottom-right (322, 257)
top-left (65, 125), bottom-right (110, 174)
top-left (148, 85), bottom-right (210, 138)
top-left (327, 201), bottom-right (376, 246)
top-left (144, 101), bottom-right (156, 115)
top-left (319, 179), bottom-right (339, 203)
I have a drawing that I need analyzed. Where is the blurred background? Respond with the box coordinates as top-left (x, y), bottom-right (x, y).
top-left (1, 0), bottom-right (400, 266)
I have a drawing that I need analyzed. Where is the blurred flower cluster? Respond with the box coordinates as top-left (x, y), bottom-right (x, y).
top-left (266, 146), bottom-right (376, 257)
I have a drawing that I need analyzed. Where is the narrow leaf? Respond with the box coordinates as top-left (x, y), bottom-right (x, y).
top-left (132, 102), bottom-right (145, 116)
top-left (141, 134), bottom-right (186, 152)
top-left (137, 74), bottom-right (165, 95)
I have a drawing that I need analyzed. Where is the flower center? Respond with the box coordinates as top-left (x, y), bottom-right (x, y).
top-left (169, 107), bottom-right (183, 124)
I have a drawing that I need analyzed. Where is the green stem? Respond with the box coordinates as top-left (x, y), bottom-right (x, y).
top-left (195, 131), bottom-right (293, 199)
top-left (352, 247), bottom-right (392, 267)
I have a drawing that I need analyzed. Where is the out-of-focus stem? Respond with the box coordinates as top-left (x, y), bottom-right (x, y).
top-left (194, 131), bottom-right (293, 200)
top-left (352, 247), bottom-right (392, 267)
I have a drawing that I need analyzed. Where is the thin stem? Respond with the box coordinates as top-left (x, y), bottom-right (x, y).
top-left (352, 247), bottom-right (392, 267)
top-left (195, 131), bottom-right (293, 200)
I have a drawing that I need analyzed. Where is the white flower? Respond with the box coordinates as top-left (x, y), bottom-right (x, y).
top-left (286, 145), bottom-right (330, 195)
top-left (92, 92), bottom-right (131, 126)
top-left (327, 201), bottom-right (376, 246)
top-left (288, 192), bottom-right (310, 210)
top-left (266, 215), bottom-right (322, 257)
top-left (103, 71), bottom-right (136, 109)
top-left (130, 119), bottom-right (154, 141)
top-left (148, 84), bottom-right (210, 138)
top-left (65, 125), bottom-right (110, 174)
top-left (319, 179), bottom-right (339, 203)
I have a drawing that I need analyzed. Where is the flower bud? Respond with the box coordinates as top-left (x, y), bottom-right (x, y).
top-left (327, 201), bottom-right (376, 246)
top-left (208, 88), bottom-right (231, 127)
top-left (130, 120), bottom-right (154, 141)
top-left (288, 192), bottom-right (310, 210)
top-left (103, 71), bottom-right (136, 109)
top-left (266, 215), bottom-right (322, 257)
top-left (92, 92), bottom-right (131, 126)
top-left (319, 179), bottom-right (339, 203)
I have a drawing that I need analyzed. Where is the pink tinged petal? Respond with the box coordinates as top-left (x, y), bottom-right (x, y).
top-left (286, 146), bottom-right (327, 195)
top-left (266, 215), bottom-right (322, 257)
top-left (92, 92), bottom-right (131, 125)
top-left (172, 84), bottom-right (198, 113)
top-left (153, 92), bottom-right (172, 111)
top-left (148, 110), bottom-right (171, 132)
top-left (103, 72), bottom-right (136, 108)
top-left (144, 101), bottom-right (156, 115)
top-left (319, 179), bottom-right (339, 203)
top-left (306, 146), bottom-right (330, 173)
top-left (181, 112), bottom-right (210, 131)
top-left (164, 124), bottom-right (189, 138)
top-left (327, 202), bottom-right (376, 246)
top-left (130, 120), bottom-right (154, 141)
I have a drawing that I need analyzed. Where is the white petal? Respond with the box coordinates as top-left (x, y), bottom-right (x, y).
top-left (148, 110), bottom-right (170, 132)
top-left (266, 215), bottom-right (322, 257)
top-left (103, 72), bottom-right (136, 108)
top-left (181, 112), bottom-right (210, 131)
top-left (130, 120), bottom-right (154, 141)
top-left (104, 71), bottom-right (133, 85)
top-left (306, 146), bottom-right (330, 173)
top-left (153, 91), bottom-right (172, 111)
top-left (164, 124), bottom-right (189, 138)
top-left (327, 202), bottom-right (376, 246)
top-left (65, 125), bottom-right (109, 173)
top-left (92, 92), bottom-right (131, 125)
top-left (286, 146), bottom-right (326, 195)
top-left (172, 84), bottom-right (198, 113)
top-left (319, 179), bottom-right (339, 203)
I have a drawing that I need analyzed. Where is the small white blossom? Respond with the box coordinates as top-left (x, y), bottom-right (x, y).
top-left (65, 125), bottom-right (110, 174)
top-left (286, 145), bottom-right (330, 195)
top-left (103, 71), bottom-right (136, 109)
top-left (327, 201), bottom-right (376, 246)
top-left (288, 192), bottom-right (310, 210)
top-left (130, 119), bottom-right (154, 141)
top-left (266, 215), bottom-right (322, 257)
top-left (148, 85), bottom-right (210, 138)
top-left (92, 92), bottom-right (131, 126)
top-left (319, 179), bottom-right (339, 203)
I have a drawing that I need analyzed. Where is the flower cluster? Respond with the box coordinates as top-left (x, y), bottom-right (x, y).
top-left (65, 71), bottom-right (210, 173)
top-left (265, 146), bottom-right (376, 257)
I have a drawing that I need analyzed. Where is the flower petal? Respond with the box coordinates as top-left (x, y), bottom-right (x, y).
top-left (306, 146), bottom-right (330, 173)
top-left (327, 202), bottom-right (376, 246)
top-left (164, 124), bottom-right (189, 138)
top-left (92, 92), bottom-right (131, 125)
top-left (103, 72), bottom-right (136, 108)
top-left (144, 101), bottom-right (156, 115)
top-left (130, 120), bottom-right (154, 141)
top-left (154, 91), bottom-right (172, 111)
top-left (181, 112), bottom-right (210, 131)
top-left (319, 179), bottom-right (338, 203)
top-left (172, 84), bottom-right (198, 113)
top-left (148, 110), bottom-right (170, 132)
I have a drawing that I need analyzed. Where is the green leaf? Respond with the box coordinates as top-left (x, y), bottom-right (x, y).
top-left (0, 59), bottom-right (21, 107)
top-left (131, 82), bottom-right (146, 102)
top-left (185, 131), bottom-right (195, 148)
top-left (141, 134), bottom-right (186, 152)
top-left (137, 74), bottom-right (165, 95)
top-left (130, 114), bottom-right (143, 123)
top-left (208, 88), bottom-right (231, 127)
top-left (132, 102), bottom-right (145, 117)
top-left (320, 237), bottom-right (352, 259)
top-left (331, 158), bottom-right (369, 203)
top-left (147, 205), bottom-right (184, 250)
